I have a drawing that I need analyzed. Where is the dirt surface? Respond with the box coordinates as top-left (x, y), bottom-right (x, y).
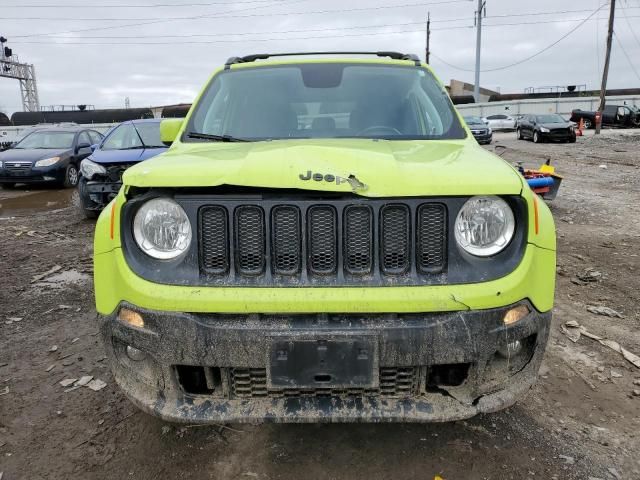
top-left (1, 130), bottom-right (639, 479)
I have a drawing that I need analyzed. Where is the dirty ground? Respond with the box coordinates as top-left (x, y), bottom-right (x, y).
top-left (1, 130), bottom-right (639, 479)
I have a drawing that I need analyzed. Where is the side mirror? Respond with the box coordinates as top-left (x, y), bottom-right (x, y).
top-left (90, 143), bottom-right (98, 152)
top-left (76, 142), bottom-right (91, 153)
top-left (160, 118), bottom-right (184, 146)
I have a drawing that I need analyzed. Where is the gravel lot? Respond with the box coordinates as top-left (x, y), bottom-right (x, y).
top-left (1, 130), bottom-right (639, 479)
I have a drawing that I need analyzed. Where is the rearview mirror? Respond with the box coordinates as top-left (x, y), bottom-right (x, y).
top-left (160, 118), bottom-right (184, 146)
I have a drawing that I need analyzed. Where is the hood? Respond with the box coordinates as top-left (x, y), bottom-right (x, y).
top-left (89, 146), bottom-right (167, 165)
top-left (123, 139), bottom-right (524, 197)
top-left (0, 148), bottom-right (69, 163)
top-left (540, 122), bottom-right (570, 129)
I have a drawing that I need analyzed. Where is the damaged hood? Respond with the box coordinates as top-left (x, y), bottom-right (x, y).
top-left (123, 138), bottom-right (524, 197)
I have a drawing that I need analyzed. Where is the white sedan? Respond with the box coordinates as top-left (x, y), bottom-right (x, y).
top-left (482, 114), bottom-right (517, 131)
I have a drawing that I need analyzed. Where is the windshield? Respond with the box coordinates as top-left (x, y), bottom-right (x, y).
top-left (102, 122), bottom-right (162, 150)
top-left (15, 131), bottom-right (75, 149)
top-left (186, 63), bottom-right (466, 141)
top-left (536, 114), bottom-right (565, 123)
top-left (463, 116), bottom-right (485, 125)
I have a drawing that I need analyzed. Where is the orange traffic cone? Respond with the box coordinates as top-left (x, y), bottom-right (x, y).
top-left (576, 118), bottom-right (584, 136)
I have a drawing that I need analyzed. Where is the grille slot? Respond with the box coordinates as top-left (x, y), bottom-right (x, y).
top-left (234, 206), bottom-right (265, 275)
top-left (380, 204), bottom-right (410, 274)
top-left (344, 205), bottom-right (373, 274)
top-left (272, 206), bottom-right (302, 275)
top-left (200, 206), bottom-right (229, 274)
top-left (416, 203), bottom-right (447, 273)
top-left (230, 367), bottom-right (418, 398)
top-left (307, 206), bottom-right (338, 275)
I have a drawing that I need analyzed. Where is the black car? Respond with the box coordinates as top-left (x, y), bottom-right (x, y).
top-left (0, 127), bottom-right (104, 188)
top-left (517, 114), bottom-right (576, 143)
top-left (463, 116), bottom-right (492, 144)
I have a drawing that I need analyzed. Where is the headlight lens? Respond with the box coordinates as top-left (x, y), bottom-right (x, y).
top-left (487, 128), bottom-right (492, 134)
top-left (454, 196), bottom-right (515, 257)
top-left (133, 198), bottom-right (192, 260)
top-left (34, 156), bottom-right (61, 167)
top-left (80, 158), bottom-right (107, 180)
top-left (540, 127), bottom-right (550, 133)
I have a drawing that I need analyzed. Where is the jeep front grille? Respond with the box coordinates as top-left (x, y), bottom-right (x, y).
top-left (198, 200), bottom-right (447, 285)
top-left (230, 367), bottom-right (419, 398)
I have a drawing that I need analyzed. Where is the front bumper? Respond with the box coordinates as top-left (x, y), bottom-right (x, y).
top-left (79, 178), bottom-right (121, 211)
top-left (100, 302), bottom-right (551, 423)
top-left (472, 132), bottom-right (492, 144)
top-left (0, 167), bottom-right (65, 184)
top-left (539, 130), bottom-right (576, 141)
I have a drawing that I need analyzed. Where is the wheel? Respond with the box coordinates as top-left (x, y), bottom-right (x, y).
top-left (1, 183), bottom-right (15, 189)
top-left (568, 136), bottom-right (576, 143)
top-left (517, 128), bottom-right (523, 140)
top-left (583, 118), bottom-right (593, 129)
top-left (63, 164), bottom-right (79, 188)
top-left (533, 131), bottom-right (541, 143)
top-left (78, 177), bottom-right (100, 219)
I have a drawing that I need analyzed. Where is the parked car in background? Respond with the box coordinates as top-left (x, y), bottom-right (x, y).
top-left (483, 114), bottom-right (516, 131)
top-left (570, 104), bottom-right (640, 129)
top-left (78, 119), bottom-right (167, 218)
top-left (463, 116), bottom-right (492, 144)
top-left (517, 114), bottom-right (576, 143)
top-left (0, 126), bottom-right (103, 189)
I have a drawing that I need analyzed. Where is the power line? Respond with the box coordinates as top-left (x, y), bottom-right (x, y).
top-left (613, 31), bottom-right (640, 82)
top-left (6, 0), bottom-right (287, 7)
top-left (619, 1), bottom-right (640, 49)
top-left (8, 0), bottom-right (469, 38)
top-left (11, 13), bottom-right (640, 44)
top-left (431, 3), bottom-right (606, 73)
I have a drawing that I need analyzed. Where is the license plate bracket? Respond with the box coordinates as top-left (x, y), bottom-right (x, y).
top-left (269, 337), bottom-right (377, 389)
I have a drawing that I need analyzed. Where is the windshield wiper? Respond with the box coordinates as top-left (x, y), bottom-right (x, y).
top-left (119, 146), bottom-right (145, 150)
top-left (186, 132), bottom-right (248, 142)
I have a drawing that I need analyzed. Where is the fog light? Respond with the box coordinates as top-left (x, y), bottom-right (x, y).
top-left (497, 340), bottom-right (522, 358)
top-left (118, 308), bottom-right (144, 329)
top-left (126, 346), bottom-right (147, 361)
top-left (503, 304), bottom-right (529, 325)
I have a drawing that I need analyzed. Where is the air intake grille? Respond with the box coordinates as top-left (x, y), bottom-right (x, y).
top-left (235, 206), bottom-right (265, 275)
top-left (417, 204), bottom-right (447, 273)
top-left (198, 200), bottom-right (447, 285)
top-left (230, 367), bottom-right (418, 398)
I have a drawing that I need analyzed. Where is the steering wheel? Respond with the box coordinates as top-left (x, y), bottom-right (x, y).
top-left (356, 125), bottom-right (402, 136)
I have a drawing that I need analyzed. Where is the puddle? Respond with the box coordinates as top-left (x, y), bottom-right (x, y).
top-left (0, 188), bottom-right (78, 217)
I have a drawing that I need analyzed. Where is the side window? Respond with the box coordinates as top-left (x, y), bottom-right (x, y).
top-left (486, 115), bottom-right (497, 120)
top-left (78, 131), bottom-right (92, 146)
top-left (89, 131), bottom-right (103, 145)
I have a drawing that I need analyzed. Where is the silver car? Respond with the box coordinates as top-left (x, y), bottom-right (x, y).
top-left (482, 114), bottom-right (516, 131)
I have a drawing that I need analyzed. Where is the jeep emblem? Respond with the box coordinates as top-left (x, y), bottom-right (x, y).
top-left (299, 170), bottom-right (348, 185)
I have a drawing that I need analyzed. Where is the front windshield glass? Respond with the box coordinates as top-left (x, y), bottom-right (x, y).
top-left (463, 116), bottom-right (485, 125)
top-left (536, 114), bottom-right (565, 123)
top-left (15, 131), bottom-right (75, 149)
top-left (133, 122), bottom-right (164, 147)
top-left (186, 63), bottom-right (466, 141)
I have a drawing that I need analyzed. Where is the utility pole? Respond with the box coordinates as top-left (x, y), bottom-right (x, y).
top-left (473, 0), bottom-right (486, 103)
top-left (425, 12), bottom-right (431, 64)
top-left (596, 0), bottom-right (616, 135)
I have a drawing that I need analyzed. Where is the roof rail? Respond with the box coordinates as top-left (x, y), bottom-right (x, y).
top-left (224, 51), bottom-right (421, 69)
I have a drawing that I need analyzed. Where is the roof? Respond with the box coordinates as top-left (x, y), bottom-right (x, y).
top-left (224, 51), bottom-right (422, 69)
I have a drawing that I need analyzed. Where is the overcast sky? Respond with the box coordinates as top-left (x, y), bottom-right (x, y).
top-left (1, 0), bottom-right (639, 115)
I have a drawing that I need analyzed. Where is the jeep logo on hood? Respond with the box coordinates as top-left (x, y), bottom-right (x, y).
top-left (299, 170), bottom-right (368, 191)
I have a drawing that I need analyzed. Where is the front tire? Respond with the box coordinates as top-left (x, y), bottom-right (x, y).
top-left (78, 177), bottom-right (100, 219)
top-left (583, 118), bottom-right (593, 129)
top-left (63, 164), bottom-right (79, 188)
top-left (533, 131), bottom-right (541, 143)
top-left (517, 128), bottom-right (523, 140)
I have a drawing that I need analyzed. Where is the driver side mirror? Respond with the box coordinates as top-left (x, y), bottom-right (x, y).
top-left (76, 142), bottom-right (91, 153)
top-left (90, 144), bottom-right (98, 152)
top-left (160, 118), bottom-right (184, 146)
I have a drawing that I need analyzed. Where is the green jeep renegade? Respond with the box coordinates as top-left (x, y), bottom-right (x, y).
top-left (93, 52), bottom-right (556, 423)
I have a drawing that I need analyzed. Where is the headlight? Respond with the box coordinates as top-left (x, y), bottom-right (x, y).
top-left (34, 156), bottom-right (61, 167)
top-left (80, 159), bottom-right (106, 180)
top-left (539, 127), bottom-right (550, 133)
top-left (454, 196), bottom-right (515, 257)
top-left (133, 198), bottom-right (192, 260)
top-left (487, 128), bottom-right (492, 134)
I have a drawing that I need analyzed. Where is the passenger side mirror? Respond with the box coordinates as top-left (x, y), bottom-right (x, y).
top-left (90, 143), bottom-right (98, 152)
top-left (160, 118), bottom-right (184, 146)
